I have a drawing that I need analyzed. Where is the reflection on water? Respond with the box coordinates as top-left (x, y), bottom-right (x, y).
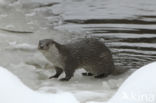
top-left (64, 18), bottom-right (156, 25)
top-left (56, 0), bottom-right (156, 69)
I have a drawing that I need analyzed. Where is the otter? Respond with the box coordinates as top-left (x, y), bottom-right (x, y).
top-left (38, 38), bottom-right (123, 81)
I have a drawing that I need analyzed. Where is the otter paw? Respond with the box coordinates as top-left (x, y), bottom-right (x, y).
top-left (82, 72), bottom-right (93, 76)
top-left (59, 78), bottom-right (70, 81)
top-left (48, 75), bottom-right (59, 79)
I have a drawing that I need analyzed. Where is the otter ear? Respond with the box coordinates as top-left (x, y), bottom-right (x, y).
top-left (50, 39), bottom-right (55, 44)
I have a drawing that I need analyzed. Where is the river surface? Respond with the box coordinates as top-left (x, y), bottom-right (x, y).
top-left (56, 0), bottom-right (156, 69)
top-left (0, 0), bottom-right (156, 103)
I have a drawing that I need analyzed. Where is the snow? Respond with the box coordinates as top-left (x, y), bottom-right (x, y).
top-left (0, 0), bottom-right (5, 4)
top-left (9, 42), bottom-right (37, 51)
top-left (0, 0), bottom-right (134, 102)
top-left (87, 62), bottom-right (156, 103)
top-left (0, 0), bottom-right (144, 103)
top-left (105, 62), bottom-right (156, 103)
top-left (0, 66), bottom-right (79, 103)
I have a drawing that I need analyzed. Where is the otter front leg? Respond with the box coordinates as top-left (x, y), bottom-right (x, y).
top-left (59, 64), bottom-right (76, 81)
top-left (49, 67), bottom-right (63, 79)
top-left (59, 69), bottom-right (75, 81)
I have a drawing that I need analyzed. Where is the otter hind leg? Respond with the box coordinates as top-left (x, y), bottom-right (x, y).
top-left (49, 67), bottom-right (63, 79)
top-left (94, 73), bottom-right (109, 78)
top-left (82, 72), bottom-right (93, 76)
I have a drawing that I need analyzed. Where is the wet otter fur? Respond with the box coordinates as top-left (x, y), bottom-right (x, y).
top-left (38, 38), bottom-right (123, 81)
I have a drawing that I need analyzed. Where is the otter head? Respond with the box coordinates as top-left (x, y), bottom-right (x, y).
top-left (38, 39), bottom-right (55, 51)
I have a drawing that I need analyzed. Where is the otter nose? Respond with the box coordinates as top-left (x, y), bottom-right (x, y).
top-left (38, 45), bottom-right (44, 49)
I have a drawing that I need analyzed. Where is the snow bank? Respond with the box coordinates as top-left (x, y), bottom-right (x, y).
top-left (0, 67), bottom-right (79, 103)
top-left (107, 62), bottom-right (156, 103)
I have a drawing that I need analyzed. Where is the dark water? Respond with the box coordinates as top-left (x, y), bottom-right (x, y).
top-left (55, 0), bottom-right (156, 69)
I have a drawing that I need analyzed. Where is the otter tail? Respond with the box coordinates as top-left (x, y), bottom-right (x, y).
top-left (112, 66), bottom-right (129, 75)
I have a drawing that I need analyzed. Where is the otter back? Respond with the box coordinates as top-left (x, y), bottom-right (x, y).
top-left (39, 38), bottom-right (116, 81)
top-left (64, 38), bottom-right (115, 75)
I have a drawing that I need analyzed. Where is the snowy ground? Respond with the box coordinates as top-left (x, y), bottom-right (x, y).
top-left (88, 62), bottom-right (156, 103)
top-left (0, 0), bottom-right (136, 103)
top-left (0, 67), bottom-right (79, 103)
top-left (106, 62), bottom-right (156, 103)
